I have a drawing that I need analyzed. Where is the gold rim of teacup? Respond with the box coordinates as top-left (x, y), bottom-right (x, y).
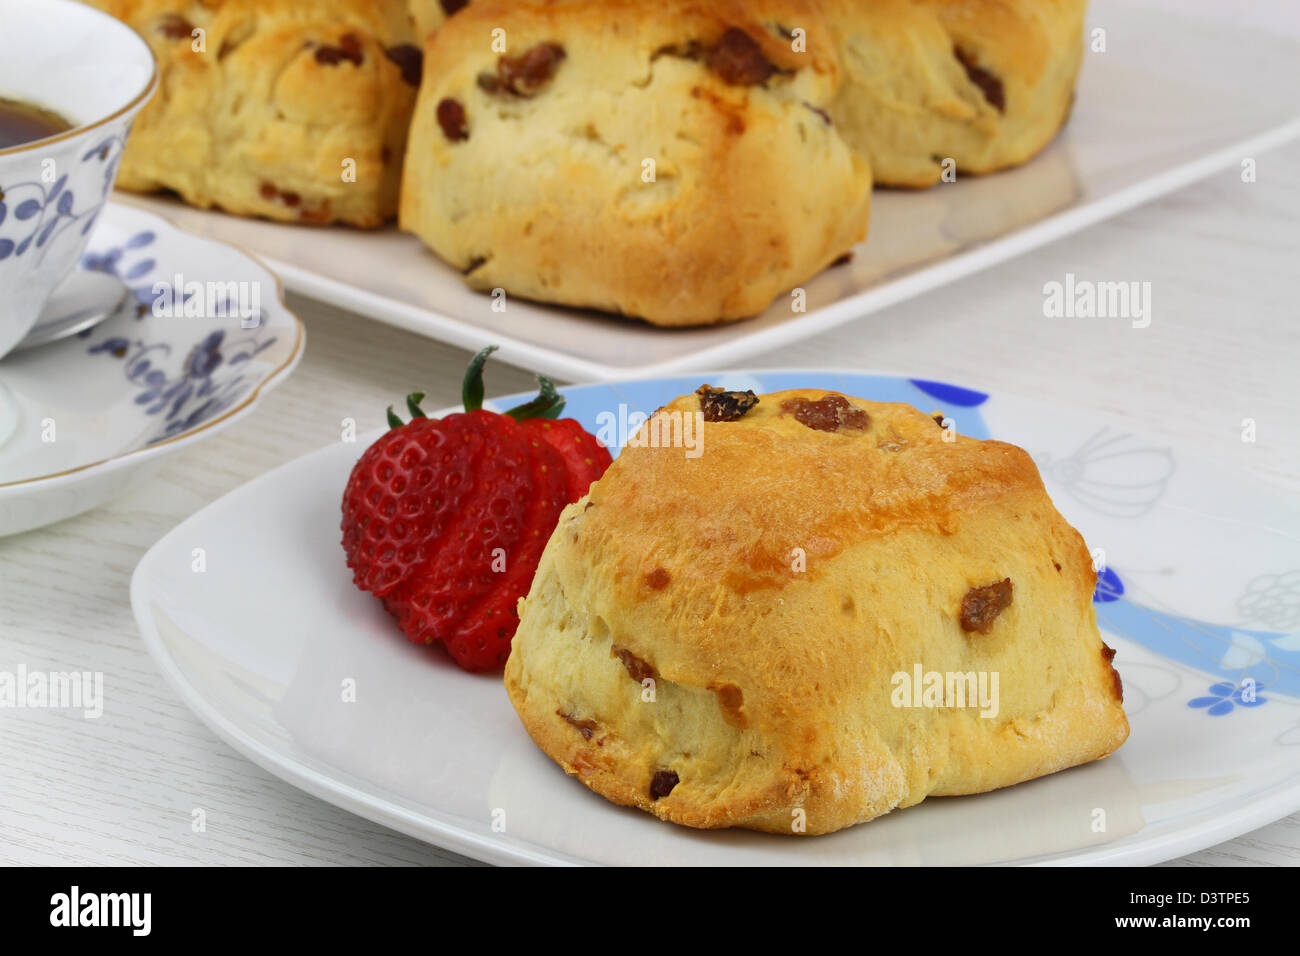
top-left (0, 0), bottom-right (159, 160)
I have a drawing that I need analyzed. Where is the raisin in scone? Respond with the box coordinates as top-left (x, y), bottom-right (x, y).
top-left (505, 387), bottom-right (1128, 835)
top-left (87, 0), bottom-right (426, 226)
top-left (400, 0), bottom-right (872, 325)
top-left (826, 0), bottom-right (1087, 187)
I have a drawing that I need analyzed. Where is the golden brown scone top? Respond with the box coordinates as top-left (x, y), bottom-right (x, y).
top-left (432, 0), bottom-right (837, 73)
top-left (573, 389), bottom-right (1072, 678)
top-left (588, 389), bottom-right (1042, 591)
top-left (90, 0), bottom-right (419, 46)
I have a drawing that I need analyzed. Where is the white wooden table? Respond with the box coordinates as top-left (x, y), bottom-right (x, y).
top-left (2, 4), bottom-right (1298, 866)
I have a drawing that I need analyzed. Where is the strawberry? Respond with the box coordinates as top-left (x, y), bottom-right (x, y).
top-left (341, 346), bottom-right (611, 671)
top-left (438, 424), bottom-right (568, 668)
top-left (521, 417), bottom-right (613, 502)
top-left (340, 414), bottom-right (485, 597)
top-left (382, 413), bottom-right (568, 669)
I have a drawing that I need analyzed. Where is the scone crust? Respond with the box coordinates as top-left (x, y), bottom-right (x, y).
top-left (88, 0), bottom-right (423, 227)
top-left (506, 389), bottom-right (1128, 835)
top-left (401, 0), bottom-right (872, 325)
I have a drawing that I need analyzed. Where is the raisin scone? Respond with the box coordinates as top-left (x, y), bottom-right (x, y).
top-left (400, 0), bottom-right (872, 325)
top-left (505, 387), bottom-right (1128, 835)
top-left (86, 0), bottom-right (426, 227)
top-left (826, 0), bottom-right (1087, 187)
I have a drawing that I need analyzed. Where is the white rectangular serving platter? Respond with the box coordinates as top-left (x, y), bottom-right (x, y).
top-left (119, 0), bottom-right (1300, 381)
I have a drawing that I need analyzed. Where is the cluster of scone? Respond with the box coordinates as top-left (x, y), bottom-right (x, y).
top-left (505, 386), bottom-right (1128, 834)
top-left (402, 0), bottom-right (1087, 324)
top-left (96, 0), bottom-right (1088, 321)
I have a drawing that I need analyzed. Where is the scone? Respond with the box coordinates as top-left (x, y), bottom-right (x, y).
top-left (408, 0), bottom-right (466, 40)
top-left (400, 0), bottom-right (873, 325)
top-left (827, 0), bottom-right (1087, 187)
top-left (505, 386), bottom-right (1128, 835)
top-left (87, 0), bottom-right (426, 227)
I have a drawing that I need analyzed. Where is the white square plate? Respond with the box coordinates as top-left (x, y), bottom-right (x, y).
top-left (130, 372), bottom-right (1300, 866)
top-left (120, 0), bottom-right (1300, 381)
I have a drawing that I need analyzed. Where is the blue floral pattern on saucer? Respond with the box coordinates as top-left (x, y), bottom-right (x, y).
top-left (0, 190), bottom-right (301, 537)
top-left (75, 228), bottom-right (277, 442)
top-left (89, 328), bottom-right (278, 440)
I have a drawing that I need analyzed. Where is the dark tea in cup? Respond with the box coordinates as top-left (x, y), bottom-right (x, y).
top-left (0, 97), bottom-right (72, 149)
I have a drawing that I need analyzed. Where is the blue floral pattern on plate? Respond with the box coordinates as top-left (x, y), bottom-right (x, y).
top-left (1188, 682), bottom-right (1268, 717)
top-left (908, 379), bottom-right (990, 407)
top-left (1094, 566), bottom-right (1125, 602)
top-left (497, 371), bottom-right (1300, 719)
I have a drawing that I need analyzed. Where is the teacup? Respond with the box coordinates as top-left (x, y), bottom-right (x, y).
top-left (0, 0), bottom-right (156, 359)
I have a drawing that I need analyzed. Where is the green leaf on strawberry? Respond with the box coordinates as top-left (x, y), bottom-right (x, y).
top-left (505, 375), bottom-right (565, 421)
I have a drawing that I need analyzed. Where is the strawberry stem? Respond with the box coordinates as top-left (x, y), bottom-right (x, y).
top-left (504, 376), bottom-right (566, 420)
top-left (385, 345), bottom-right (565, 427)
top-left (462, 345), bottom-right (498, 412)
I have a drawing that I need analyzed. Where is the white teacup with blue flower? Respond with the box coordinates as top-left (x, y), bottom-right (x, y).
top-left (0, 0), bottom-right (156, 359)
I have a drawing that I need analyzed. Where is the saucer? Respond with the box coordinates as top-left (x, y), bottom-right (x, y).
top-left (0, 202), bottom-right (303, 536)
